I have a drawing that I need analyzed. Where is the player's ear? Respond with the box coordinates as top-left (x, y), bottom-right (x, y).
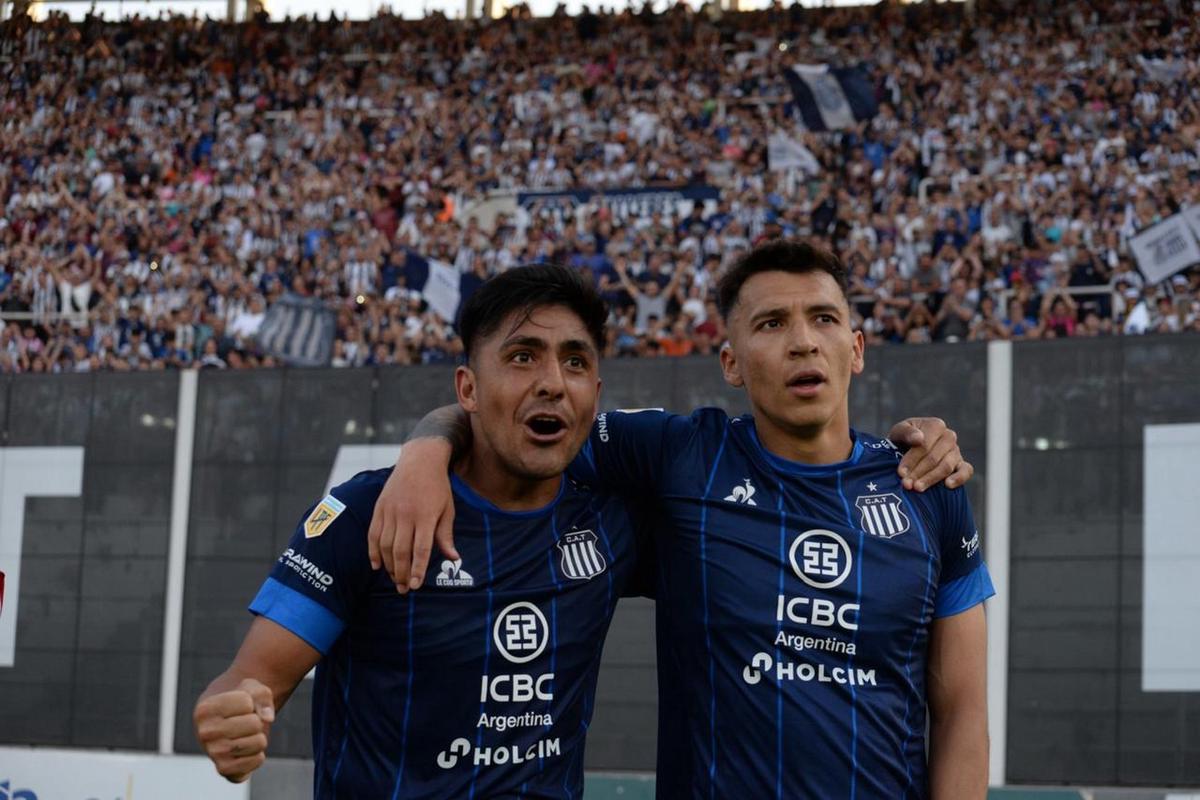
top-left (719, 341), bottom-right (744, 388)
top-left (851, 330), bottom-right (865, 375)
top-left (455, 365), bottom-right (479, 413)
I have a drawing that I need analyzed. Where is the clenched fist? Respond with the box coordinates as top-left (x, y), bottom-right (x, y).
top-left (194, 678), bottom-right (276, 783)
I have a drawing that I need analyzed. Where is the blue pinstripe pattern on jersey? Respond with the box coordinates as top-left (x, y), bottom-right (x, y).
top-left (775, 478), bottom-right (787, 800)
top-left (330, 649), bottom-right (353, 787)
top-left (898, 493), bottom-right (935, 797)
top-left (469, 512), bottom-right (497, 799)
top-left (699, 426), bottom-right (730, 799)
top-left (548, 509), bottom-right (568, 798)
top-left (390, 593), bottom-right (416, 800)
top-left (836, 471), bottom-right (862, 800)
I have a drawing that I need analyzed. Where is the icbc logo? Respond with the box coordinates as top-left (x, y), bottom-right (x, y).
top-left (493, 601), bottom-right (549, 664)
top-left (789, 530), bottom-right (853, 590)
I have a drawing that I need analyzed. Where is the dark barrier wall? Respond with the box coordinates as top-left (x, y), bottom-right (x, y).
top-left (1, 337), bottom-right (1196, 785)
top-left (1007, 336), bottom-right (1200, 786)
top-left (174, 366), bottom-right (458, 755)
top-left (0, 371), bottom-right (179, 749)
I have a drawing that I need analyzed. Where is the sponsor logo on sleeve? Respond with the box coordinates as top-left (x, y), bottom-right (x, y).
top-left (279, 548), bottom-right (334, 592)
top-left (962, 530), bottom-right (980, 559)
top-left (304, 494), bottom-right (346, 539)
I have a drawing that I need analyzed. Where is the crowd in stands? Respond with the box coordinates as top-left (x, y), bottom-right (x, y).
top-left (1, 0), bottom-right (1198, 372)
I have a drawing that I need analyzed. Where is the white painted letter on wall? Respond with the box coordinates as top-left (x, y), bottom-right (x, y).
top-left (0, 447), bottom-right (85, 667)
top-left (1143, 424), bottom-right (1200, 691)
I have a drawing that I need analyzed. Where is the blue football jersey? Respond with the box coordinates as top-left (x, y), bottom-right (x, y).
top-left (249, 468), bottom-right (640, 799)
top-left (573, 408), bottom-right (995, 800)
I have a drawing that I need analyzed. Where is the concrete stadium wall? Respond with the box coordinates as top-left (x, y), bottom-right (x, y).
top-left (0, 335), bottom-right (1198, 790)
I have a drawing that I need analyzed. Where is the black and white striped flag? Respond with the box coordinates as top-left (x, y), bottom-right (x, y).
top-left (257, 293), bottom-right (337, 367)
top-left (782, 64), bottom-right (879, 132)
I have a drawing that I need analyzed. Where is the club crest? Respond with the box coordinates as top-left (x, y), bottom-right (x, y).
top-left (854, 492), bottom-right (910, 539)
top-left (557, 529), bottom-right (607, 581)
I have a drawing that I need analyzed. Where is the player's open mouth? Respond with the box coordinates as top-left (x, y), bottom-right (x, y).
top-left (786, 370), bottom-right (826, 397)
top-left (524, 414), bottom-right (568, 443)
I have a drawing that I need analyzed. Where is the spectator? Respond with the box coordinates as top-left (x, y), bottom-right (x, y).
top-left (0, 0), bottom-right (1195, 374)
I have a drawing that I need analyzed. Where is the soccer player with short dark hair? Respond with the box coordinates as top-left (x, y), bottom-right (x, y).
top-left (373, 238), bottom-right (991, 799)
top-left (194, 264), bottom-right (648, 798)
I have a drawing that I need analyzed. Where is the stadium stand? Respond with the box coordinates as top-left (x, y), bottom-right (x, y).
top-left (0, 0), bottom-right (1197, 372)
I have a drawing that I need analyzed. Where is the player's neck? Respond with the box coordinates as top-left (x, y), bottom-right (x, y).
top-left (754, 413), bottom-right (854, 466)
top-left (454, 449), bottom-right (563, 512)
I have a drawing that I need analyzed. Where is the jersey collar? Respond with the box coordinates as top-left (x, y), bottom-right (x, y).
top-left (744, 419), bottom-right (864, 476)
top-left (451, 471), bottom-right (566, 518)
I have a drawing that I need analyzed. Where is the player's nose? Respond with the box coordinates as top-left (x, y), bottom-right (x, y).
top-left (786, 321), bottom-right (819, 357)
top-left (533, 360), bottom-right (567, 398)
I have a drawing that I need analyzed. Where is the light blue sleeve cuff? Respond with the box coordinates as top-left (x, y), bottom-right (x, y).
top-left (933, 562), bottom-right (996, 619)
top-left (249, 577), bottom-right (345, 655)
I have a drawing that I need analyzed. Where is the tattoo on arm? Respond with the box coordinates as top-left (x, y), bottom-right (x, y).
top-left (408, 404), bottom-right (472, 461)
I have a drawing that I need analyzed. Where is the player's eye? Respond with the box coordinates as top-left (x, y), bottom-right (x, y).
top-left (816, 314), bottom-right (838, 325)
top-left (759, 318), bottom-right (783, 330)
top-left (565, 355), bottom-right (588, 370)
top-left (510, 351), bottom-right (534, 364)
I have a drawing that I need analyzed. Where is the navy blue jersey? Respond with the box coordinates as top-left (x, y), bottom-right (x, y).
top-left (573, 409), bottom-right (995, 800)
top-left (249, 469), bottom-right (640, 799)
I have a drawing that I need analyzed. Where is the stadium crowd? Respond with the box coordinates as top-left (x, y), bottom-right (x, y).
top-left (1, 0), bottom-right (1199, 372)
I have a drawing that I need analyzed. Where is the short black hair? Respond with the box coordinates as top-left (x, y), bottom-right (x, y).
top-left (715, 239), bottom-right (848, 320)
top-left (457, 264), bottom-right (608, 361)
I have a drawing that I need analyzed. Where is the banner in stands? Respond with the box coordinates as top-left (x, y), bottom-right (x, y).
top-left (396, 250), bottom-right (487, 329)
top-left (782, 64), bottom-right (879, 132)
top-left (257, 293), bottom-right (337, 367)
top-left (0, 747), bottom-right (248, 800)
top-left (1129, 212), bottom-right (1200, 284)
top-left (1182, 203), bottom-right (1200, 244)
top-left (516, 185), bottom-right (721, 225)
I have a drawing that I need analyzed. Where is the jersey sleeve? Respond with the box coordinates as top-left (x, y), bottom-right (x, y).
top-left (568, 408), bottom-right (698, 494)
top-left (248, 490), bottom-right (372, 654)
top-left (932, 487), bottom-right (996, 619)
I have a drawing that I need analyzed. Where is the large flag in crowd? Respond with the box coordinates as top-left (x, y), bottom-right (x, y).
top-left (1129, 208), bottom-right (1200, 284)
top-left (767, 129), bottom-right (822, 174)
top-left (257, 292), bottom-right (338, 367)
top-left (782, 64), bottom-right (879, 131)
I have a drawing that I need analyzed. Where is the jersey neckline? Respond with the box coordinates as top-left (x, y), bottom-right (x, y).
top-left (450, 471), bottom-right (567, 518)
top-left (743, 419), bottom-right (865, 476)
